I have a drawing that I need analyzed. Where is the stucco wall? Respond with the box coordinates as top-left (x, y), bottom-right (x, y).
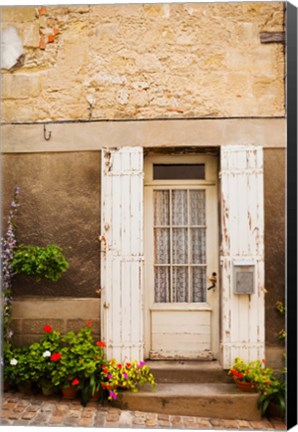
top-left (1, 2), bottom-right (285, 122)
top-left (264, 148), bottom-right (286, 350)
top-left (2, 152), bottom-right (101, 298)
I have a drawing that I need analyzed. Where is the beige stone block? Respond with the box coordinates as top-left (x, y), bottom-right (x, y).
top-left (13, 297), bottom-right (100, 319)
top-left (11, 319), bottom-right (22, 334)
top-left (13, 334), bottom-right (45, 347)
top-left (2, 74), bottom-right (41, 99)
top-left (22, 23), bottom-right (40, 48)
top-left (23, 319), bottom-right (65, 334)
top-left (1, 6), bottom-right (36, 23)
top-left (143, 4), bottom-right (165, 17)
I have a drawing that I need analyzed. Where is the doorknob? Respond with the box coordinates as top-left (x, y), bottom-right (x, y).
top-left (208, 272), bottom-right (217, 290)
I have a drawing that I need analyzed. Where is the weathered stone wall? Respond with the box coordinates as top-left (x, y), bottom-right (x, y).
top-left (2, 152), bottom-right (101, 298)
top-left (1, 2), bottom-right (285, 122)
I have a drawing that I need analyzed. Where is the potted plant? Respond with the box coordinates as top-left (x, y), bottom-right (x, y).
top-left (27, 325), bottom-right (63, 395)
top-left (228, 357), bottom-right (273, 393)
top-left (101, 359), bottom-right (156, 400)
top-left (258, 370), bottom-right (286, 419)
top-left (11, 244), bottom-right (69, 282)
top-left (50, 322), bottom-right (106, 403)
top-left (7, 346), bottom-right (35, 393)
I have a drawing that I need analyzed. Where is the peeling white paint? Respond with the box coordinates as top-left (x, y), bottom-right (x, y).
top-left (220, 145), bottom-right (265, 368)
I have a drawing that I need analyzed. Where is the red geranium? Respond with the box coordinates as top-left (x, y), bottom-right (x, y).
top-left (72, 378), bottom-right (80, 386)
top-left (117, 364), bottom-right (122, 369)
top-left (126, 363), bottom-right (131, 368)
top-left (50, 352), bottom-right (61, 362)
top-left (86, 321), bottom-right (92, 326)
top-left (96, 341), bottom-right (106, 347)
top-left (43, 325), bottom-right (52, 333)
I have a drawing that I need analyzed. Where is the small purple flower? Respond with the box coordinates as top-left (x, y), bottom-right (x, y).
top-left (108, 374), bottom-right (112, 379)
top-left (123, 372), bottom-right (128, 379)
top-left (138, 361), bottom-right (145, 368)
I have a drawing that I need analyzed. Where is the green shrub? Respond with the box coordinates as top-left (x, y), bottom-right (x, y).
top-left (12, 244), bottom-right (69, 282)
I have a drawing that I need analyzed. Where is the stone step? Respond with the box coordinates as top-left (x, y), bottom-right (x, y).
top-left (145, 360), bottom-right (230, 383)
top-left (113, 383), bottom-right (262, 421)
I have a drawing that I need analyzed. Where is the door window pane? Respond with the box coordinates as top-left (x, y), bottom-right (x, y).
top-left (173, 267), bottom-right (188, 302)
top-left (190, 228), bottom-right (206, 264)
top-left (191, 267), bottom-right (207, 302)
top-left (154, 228), bottom-right (170, 264)
top-left (154, 267), bottom-right (170, 303)
top-left (172, 190), bottom-right (188, 225)
top-left (154, 190), bottom-right (169, 225)
top-left (172, 228), bottom-right (188, 264)
top-left (190, 190), bottom-right (206, 225)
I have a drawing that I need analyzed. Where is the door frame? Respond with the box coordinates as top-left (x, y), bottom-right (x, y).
top-left (144, 152), bottom-right (220, 360)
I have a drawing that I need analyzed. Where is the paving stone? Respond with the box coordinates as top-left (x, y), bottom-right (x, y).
top-left (133, 417), bottom-right (146, 425)
top-left (29, 412), bottom-right (51, 425)
top-left (48, 415), bottom-right (64, 425)
top-left (21, 411), bottom-right (37, 420)
top-left (40, 402), bottom-right (57, 412)
top-left (3, 402), bottom-right (17, 410)
top-left (250, 420), bottom-right (275, 430)
top-left (237, 419), bottom-right (251, 428)
top-left (64, 416), bottom-right (81, 426)
top-left (119, 410), bottom-right (135, 426)
top-left (78, 417), bottom-right (95, 427)
top-left (146, 418), bottom-right (158, 427)
top-left (195, 419), bottom-right (213, 428)
top-left (94, 412), bottom-right (106, 426)
top-left (106, 420), bottom-right (120, 427)
top-left (0, 410), bottom-right (10, 419)
top-left (159, 420), bottom-right (171, 427)
top-left (8, 412), bottom-right (21, 419)
top-left (158, 413), bottom-right (170, 421)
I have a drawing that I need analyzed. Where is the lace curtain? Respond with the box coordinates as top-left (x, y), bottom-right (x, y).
top-left (154, 189), bottom-right (206, 303)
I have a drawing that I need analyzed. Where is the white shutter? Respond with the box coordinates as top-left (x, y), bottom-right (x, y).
top-left (220, 146), bottom-right (265, 368)
top-left (101, 147), bottom-right (144, 361)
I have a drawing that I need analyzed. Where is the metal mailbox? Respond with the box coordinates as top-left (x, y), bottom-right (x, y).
top-left (233, 260), bottom-right (255, 294)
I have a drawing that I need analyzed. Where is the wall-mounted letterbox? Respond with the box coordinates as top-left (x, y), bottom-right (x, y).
top-left (233, 260), bottom-right (255, 294)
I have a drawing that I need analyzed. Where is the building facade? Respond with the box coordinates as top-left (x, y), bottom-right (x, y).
top-left (1, 2), bottom-right (286, 369)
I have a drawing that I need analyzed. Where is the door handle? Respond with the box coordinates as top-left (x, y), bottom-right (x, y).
top-left (208, 272), bottom-right (217, 290)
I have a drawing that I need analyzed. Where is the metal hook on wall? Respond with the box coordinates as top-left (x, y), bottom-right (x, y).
top-left (43, 124), bottom-right (52, 141)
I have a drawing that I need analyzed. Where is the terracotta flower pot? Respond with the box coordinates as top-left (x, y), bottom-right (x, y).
top-left (62, 385), bottom-right (78, 399)
top-left (18, 382), bottom-right (33, 394)
top-left (90, 390), bottom-right (101, 401)
top-left (4, 380), bottom-right (11, 391)
top-left (235, 379), bottom-right (257, 392)
top-left (41, 386), bottom-right (55, 396)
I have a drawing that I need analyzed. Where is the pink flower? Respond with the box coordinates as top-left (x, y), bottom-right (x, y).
top-left (109, 391), bottom-right (117, 400)
top-left (123, 372), bottom-right (128, 379)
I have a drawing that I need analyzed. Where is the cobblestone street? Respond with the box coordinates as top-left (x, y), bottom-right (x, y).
top-left (1, 390), bottom-right (287, 430)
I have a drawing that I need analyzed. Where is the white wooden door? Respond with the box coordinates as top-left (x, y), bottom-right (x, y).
top-left (144, 154), bottom-right (219, 360)
top-left (101, 147), bottom-right (144, 362)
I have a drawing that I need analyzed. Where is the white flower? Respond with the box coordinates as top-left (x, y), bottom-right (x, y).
top-left (10, 358), bottom-right (18, 365)
top-left (43, 350), bottom-right (51, 358)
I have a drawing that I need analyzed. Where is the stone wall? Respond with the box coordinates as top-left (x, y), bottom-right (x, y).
top-left (2, 152), bottom-right (101, 298)
top-left (1, 2), bottom-right (285, 122)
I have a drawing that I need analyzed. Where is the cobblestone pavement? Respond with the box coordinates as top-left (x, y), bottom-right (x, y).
top-left (1, 390), bottom-right (287, 430)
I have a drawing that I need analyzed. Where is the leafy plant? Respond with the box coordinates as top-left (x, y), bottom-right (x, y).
top-left (50, 322), bottom-right (106, 405)
top-left (101, 359), bottom-right (156, 400)
top-left (228, 357), bottom-right (273, 387)
top-left (6, 346), bottom-right (35, 387)
top-left (257, 371), bottom-right (286, 418)
top-left (27, 325), bottom-right (63, 391)
top-left (12, 244), bottom-right (69, 282)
